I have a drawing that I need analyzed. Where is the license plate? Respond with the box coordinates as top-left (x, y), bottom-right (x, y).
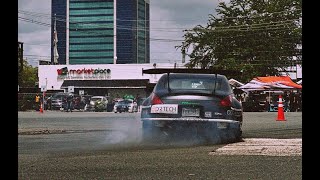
top-left (217, 122), bottom-right (228, 129)
top-left (151, 104), bottom-right (178, 114)
top-left (182, 108), bottom-right (200, 117)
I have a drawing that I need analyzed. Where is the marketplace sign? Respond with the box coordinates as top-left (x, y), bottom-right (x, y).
top-left (57, 67), bottom-right (111, 79)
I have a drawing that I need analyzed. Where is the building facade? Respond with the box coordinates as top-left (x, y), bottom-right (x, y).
top-left (38, 63), bottom-right (186, 98)
top-left (51, 0), bottom-right (150, 65)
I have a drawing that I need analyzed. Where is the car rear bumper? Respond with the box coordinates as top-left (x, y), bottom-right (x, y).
top-left (141, 117), bottom-right (242, 143)
top-left (141, 117), bottom-right (240, 124)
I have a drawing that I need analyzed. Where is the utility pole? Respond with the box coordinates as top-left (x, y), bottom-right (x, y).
top-left (18, 42), bottom-right (24, 86)
top-left (182, 42), bottom-right (185, 63)
top-left (18, 42), bottom-right (24, 72)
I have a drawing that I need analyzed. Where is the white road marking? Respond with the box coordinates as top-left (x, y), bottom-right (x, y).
top-left (209, 138), bottom-right (302, 156)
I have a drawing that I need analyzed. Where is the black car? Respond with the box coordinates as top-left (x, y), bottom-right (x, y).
top-left (141, 69), bottom-right (243, 144)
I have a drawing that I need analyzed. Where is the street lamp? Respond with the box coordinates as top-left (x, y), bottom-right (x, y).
top-left (114, 56), bottom-right (117, 64)
top-left (42, 78), bottom-right (47, 111)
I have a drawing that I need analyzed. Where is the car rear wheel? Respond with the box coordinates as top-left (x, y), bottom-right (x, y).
top-left (142, 120), bottom-right (242, 145)
top-left (142, 120), bottom-right (170, 144)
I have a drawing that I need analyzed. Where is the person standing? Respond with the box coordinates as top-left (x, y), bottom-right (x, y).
top-left (66, 94), bottom-right (74, 112)
top-left (47, 96), bottom-right (52, 110)
top-left (135, 94), bottom-right (141, 112)
top-left (35, 94), bottom-right (40, 111)
top-left (289, 92), bottom-right (295, 112)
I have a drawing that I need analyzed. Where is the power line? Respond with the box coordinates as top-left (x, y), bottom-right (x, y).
top-left (19, 9), bottom-right (301, 61)
top-left (19, 16), bottom-right (300, 36)
top-left (18, 8), bottom-right (301, 21)
top-left (18, 9), bottom-right (301, 32)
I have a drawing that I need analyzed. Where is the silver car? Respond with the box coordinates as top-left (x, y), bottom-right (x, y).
top-left (50, 92), bottom-right (72, 110)
top-left (85, 96), bottom-right (108, 111)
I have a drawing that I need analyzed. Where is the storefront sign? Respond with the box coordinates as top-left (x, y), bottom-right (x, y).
top-left (41, 85), bottom-right (47, 92)
top-left (68, 86), bottom-right (74, 92)
top-left (57, 67), bottom-right (111, 80)
top-left (79, 90), bottom-right (84, 95)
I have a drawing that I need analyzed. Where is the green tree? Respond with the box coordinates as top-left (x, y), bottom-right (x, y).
top-left (18, 58), bottom-right (38, 87)
top-left (177, 0), bottom-right (301, 82)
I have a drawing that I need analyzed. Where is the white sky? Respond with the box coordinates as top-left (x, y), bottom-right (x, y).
top-left (18, 0), bottom-right (224, 67)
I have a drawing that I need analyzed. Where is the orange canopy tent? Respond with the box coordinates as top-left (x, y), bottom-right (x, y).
top-left (238, 76), bottom-right (302, 92)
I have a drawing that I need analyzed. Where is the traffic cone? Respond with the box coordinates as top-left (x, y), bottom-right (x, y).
top-left (276, 95), bottom-right (285, 121)
top-left (39, 103), bottom-right (43, 113)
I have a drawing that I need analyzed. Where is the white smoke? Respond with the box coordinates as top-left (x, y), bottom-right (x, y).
top-left (102, 118), bottom-right (142, 146)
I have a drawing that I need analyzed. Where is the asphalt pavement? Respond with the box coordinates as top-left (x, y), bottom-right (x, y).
top-left (18, 111), bottom-right (302, 180)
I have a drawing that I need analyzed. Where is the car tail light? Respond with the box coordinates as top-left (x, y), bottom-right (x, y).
top-left (220, 95), bottom-right (232, 107)
top-left (151, 93), bottom-right (163, 105)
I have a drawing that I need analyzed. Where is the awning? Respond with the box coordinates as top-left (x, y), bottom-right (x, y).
top-left (61, 79), bottom-right (150, 89)
top-left (229, 78), bottom-right (244, 87)
top-left (238, 76), bottom-right (302, 92)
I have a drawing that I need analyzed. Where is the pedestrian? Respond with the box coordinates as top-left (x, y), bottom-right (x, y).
top-left (66, 94), bottom-right (74, 112)
top-left (265, 95), bottom-right (270, 112)
top-left (289, 92), bottom-right (295, 112)
top-left (135, 94), bottom-right (141, 112)
top-left (35, 93), bottom-right (40, 110)
top-left (47, 96), bottom-right (52, 110)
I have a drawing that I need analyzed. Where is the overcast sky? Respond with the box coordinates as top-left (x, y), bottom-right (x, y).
top-left (18, 0), bottom-right (224, 66)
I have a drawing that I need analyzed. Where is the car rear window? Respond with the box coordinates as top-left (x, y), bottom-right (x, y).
top-left (155, 73), bottom-right (233, 95)
top-left (168, 78), bottom-right (221, 90)
top-left (117, 101), bottom-right (126, 105)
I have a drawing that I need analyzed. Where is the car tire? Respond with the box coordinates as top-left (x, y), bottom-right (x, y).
top-left (142, 120), bottom-right (169, 144)
top-left (219, 125), bottom-right (242, 144)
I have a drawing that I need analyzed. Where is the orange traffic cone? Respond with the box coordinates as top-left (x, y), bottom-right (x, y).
top-left (276, 95), bottom-right (285, 121)
top-left (39, 103), bottom-right (43, 113)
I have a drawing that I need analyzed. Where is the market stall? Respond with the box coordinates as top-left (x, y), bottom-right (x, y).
top-left (238, 76), bottom-right (302, 112)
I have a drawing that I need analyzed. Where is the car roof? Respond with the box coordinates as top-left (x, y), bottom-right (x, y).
top-left (52, 92), bottom-right (73, 96)
top-left (91, 96), bottom-right (105, 98)
top-left (164, 73), bottom-right (226, 78)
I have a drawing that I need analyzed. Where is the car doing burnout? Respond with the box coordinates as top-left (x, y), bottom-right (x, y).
top-left (141, 69), bottom-right (243, 144)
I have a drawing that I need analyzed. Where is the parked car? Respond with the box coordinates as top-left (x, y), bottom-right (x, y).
top-left (242, 99), bottom-right (266, 112)
top-left (50, 92), bottom-right (73, 110)
top-left (70, 95), bottom-right (84, 111)
top-left (141, 72), bottom-right (243, 144)
top-left (125, 99), bottom-right (138, 113)
top-left (85, 96), bottom-right (108, 112)
top-left (113, 100), bottom-right (129, 113)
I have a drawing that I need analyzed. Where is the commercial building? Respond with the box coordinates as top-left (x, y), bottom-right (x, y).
top-left (51, 0), bottom-right (150, 65)
top-left (38, 63), bottom-right (186, 99)
top-left (48, 0), bottom-right (154, 99)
